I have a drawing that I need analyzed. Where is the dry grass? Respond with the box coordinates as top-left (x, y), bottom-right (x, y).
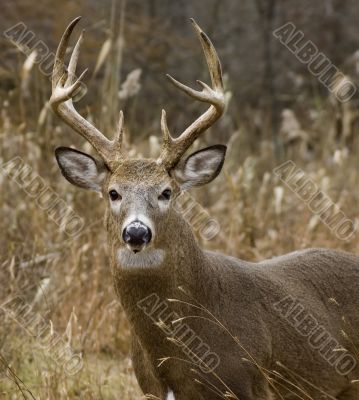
top-left (0, 9), bottom-right (359, 400)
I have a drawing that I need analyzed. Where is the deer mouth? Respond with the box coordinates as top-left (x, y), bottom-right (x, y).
top-left (125, 242), bottom-right (147, 254)
top-left (130, 247), bottom-right (143, 254)
top-left (117, 248), bottom-right (165, 269)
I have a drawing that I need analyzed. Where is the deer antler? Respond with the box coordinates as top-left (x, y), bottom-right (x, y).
top-left (158, 19), bottom-right (225, 170)
top-left (50, 17), bottom-right (123, 169)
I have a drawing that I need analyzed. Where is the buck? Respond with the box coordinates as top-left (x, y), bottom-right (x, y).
top-left (50, 17), bottom-right (359, 400)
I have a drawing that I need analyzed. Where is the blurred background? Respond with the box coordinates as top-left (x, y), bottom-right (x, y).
top-left (0, 0), bottom-right (358, 398)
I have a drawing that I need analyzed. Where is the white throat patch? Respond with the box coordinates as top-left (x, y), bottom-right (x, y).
top-left (117, 248), bottom-right (165, 269)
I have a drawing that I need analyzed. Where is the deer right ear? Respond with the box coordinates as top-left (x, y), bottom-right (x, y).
top-left (55, 147), bottom-right (108, 192)
top-left (171, 145), bottom-right (226, 190)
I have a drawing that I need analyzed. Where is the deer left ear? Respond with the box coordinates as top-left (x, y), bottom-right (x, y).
top-left (171, 145), bottom-right (226, 190)
top-left (55, 147), bottom-right (108, 192)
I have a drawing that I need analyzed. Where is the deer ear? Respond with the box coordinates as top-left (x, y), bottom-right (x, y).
top-left (55, 147), bottom-right (108, 192)
top-left (172, 145), bottom-right (226, 190)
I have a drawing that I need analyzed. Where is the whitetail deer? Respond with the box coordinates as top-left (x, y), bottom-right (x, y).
top-left (51, 17), bottom-right (359, 400)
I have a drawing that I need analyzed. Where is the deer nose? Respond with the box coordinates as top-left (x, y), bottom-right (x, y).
top-left (122, 221), bottom-right (152, 248)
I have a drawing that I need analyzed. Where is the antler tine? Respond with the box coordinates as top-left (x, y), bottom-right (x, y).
top-left (50, 17), bottom-right (123, 169)
top-left (66, 28), bottom-right (84, 87)
top-left (52, 16), bottom-right (81, 91)
top-left (161, 110), bottom-right (173, 146)
top-left (191, 18), bottom-right (223, 91)
top-left (115, 111), bottom-right (125, 143)
top-left (158, 19), bottom-right (225, 170)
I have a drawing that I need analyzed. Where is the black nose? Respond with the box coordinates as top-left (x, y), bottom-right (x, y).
top-left (122, 221), bottom-right (152, 247)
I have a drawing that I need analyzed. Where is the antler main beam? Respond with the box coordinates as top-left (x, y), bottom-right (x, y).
top-left (158, 18), bottom-right (225, 169)
top-left (50, 17), bottom-right (123, 169)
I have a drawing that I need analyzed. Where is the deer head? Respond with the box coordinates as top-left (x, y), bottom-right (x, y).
top-left (51, 17), bottom-right (226, 268)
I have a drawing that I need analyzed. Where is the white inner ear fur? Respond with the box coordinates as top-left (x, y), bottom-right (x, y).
top-left (58, 151), bottom-right (106, 192)
top-left (186, 152), bottom-right (221, 177)
top-left (172, 147), bottom-right (225, 190)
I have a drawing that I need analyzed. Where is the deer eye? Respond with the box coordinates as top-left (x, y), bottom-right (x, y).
top-left (109, 190), bottom-right (121, 201)
top-left (159, 189), bottom-right (172, 201)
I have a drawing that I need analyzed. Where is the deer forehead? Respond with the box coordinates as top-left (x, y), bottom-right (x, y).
top-left (109, 159), bottom-right (171, 186)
